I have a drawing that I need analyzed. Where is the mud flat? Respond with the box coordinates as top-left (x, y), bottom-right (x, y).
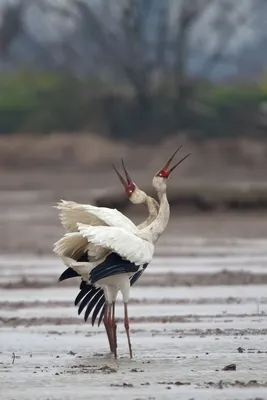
top-left (2, 327), bottom-right (267, 400)
top-left (1, 235), bottom-right (267, 399)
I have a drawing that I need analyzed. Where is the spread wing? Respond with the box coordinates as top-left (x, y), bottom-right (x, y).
top-left (53, 231), bottom-right (110, 261)
top-left (77, 223), bottom-right (154, 265)
top-left (60, 256), bottom-right (92, 280)
top-left (56, 200), bottom-right (138, 233)
top-left (53, 232), bottom-right (88, 259)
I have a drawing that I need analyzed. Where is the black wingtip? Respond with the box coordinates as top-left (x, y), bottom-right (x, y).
top-left (84, 290), bottom-right (103, 322)
top-left (91, 294), bottom-right (105, 326)
top-left (58, 268), bottom-right (79, 282)
top-left (98, 303), bottom-right (106, 327)
top-left (74, 285), bottom-right (93, 306)
top-left (78, 288), bottom-right (100, 316)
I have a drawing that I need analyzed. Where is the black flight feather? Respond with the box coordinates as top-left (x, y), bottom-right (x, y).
top-left (58, 251), bottom-right (89, 283)
top-left (74, 285), bottom-right (94, 306)
top-left (84, 290), bottom-right (104, 322)
top-left (97, 301), bottom-right (106, 327)
top-left (58, 267), bottom-right (79, 282)
top-left (77, 251), bottom-right (89, 262)
top-left (78, 288), bottom-right (100, 315)
top-left (130, 263), bottom-right (148, 286)
top-left (90, 253), bottom-right (139, 284)
top-left (94, 264), bottom-right (148, 326)
top-left (92, 295), bottom-right (106, 326)
top-left (73, 254), bottom-right (148, 326)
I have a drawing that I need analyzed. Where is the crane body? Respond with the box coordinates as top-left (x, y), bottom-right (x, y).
top-left (54, 148), bottom-right (190, 358)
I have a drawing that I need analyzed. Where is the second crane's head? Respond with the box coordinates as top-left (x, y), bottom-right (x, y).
top-left (113, 160), bottom-right (147, 204)
top-left (153, 145), bottom-right (190, 192)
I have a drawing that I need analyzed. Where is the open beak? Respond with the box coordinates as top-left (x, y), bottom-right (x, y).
top-left (121, 159), bottom-right (132, 185)
top-left (112, 164), bottom-right (127, 188)
top-left (112, 159), bottom-right (133, 189)
top-left (163, 145), bottom-right (191, 174)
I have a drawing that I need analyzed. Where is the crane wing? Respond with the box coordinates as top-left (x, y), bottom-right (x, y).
top-left (60, 256), bottom-right (92, 280)
top-left (77, 223), bottom-right (154, 265)
top-left (56, 200), bottom-right (138, 233)
top-left (56, 200), bottom-right (103, 231)
top-left (53, 232), bottom-right (88, 259)
top-left (53, 231), bottom-right (110, 261)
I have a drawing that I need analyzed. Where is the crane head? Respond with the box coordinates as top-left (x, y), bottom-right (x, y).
top-left (112, 159), bottom-right (136, 198)
top-left (156, 145), bottom-right (191, 179)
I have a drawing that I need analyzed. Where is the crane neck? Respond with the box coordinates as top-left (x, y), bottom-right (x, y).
top-left (146, 196), bottom-right (159, 219)
top-left (141, 186), bottom-right (170, 244)
top-left (156, 189), bottom-right (170, 232)
top-left (137, 195), bottom-right (159, 230)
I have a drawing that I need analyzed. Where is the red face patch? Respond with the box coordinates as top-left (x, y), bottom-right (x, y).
top-left (156, 169), bottom-right (169, 178)
top-left (125, 182), bottom-right (136, 197)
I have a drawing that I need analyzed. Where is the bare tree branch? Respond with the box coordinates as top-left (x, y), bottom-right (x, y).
top-left (0, 2), bottom-right (24, 58)
top-left (201, 1), bottom-right (255, 75)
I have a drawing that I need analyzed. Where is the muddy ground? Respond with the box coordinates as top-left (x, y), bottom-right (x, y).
top-left (1, 139), bottom-right (267, 400)
top-left (1, 193), bottom-right (267, 399)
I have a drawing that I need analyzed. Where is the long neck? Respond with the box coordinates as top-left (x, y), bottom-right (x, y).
top-left (137, 196), bottom-right (159, 230)
top-left (155, 188), bottom-right (170, 234)
top-left (141, 185), bottom-right (170, 244)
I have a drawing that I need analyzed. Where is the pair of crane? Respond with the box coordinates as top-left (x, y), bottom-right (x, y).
top-left (53, 146), bottom-right (190, 359)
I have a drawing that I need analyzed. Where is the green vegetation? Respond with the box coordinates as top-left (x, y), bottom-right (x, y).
top-left (0, 70), bottom-right (267, 141)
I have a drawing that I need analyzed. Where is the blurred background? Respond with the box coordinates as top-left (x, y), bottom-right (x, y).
top-left (1, 0), bottom-right (267, 254)
top-left (2, 3), bottom-right (267, 390)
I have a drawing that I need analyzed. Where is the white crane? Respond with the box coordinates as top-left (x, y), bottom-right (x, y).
top-left (55, 160), bottom-right (158, 265)
top-left (58, 146), bottom-right (190, 358)
top-left (54, 160), bottom-right (159, 353)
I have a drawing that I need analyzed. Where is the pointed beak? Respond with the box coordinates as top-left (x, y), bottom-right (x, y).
top-left (113, 159), bottom-right (135, 192)
top-left (168, 152), bottom-right (191, 173)
top-left (157, 145), bottom-right (191, 177)
top-left (121, 158), bottom-right (132, 185)
top-left (162, 145), bottom-right (183, 170)
top-left (112, 164), bottom-right (127, 188)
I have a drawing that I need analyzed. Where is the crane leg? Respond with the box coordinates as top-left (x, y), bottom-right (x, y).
top-left (108, 303), bottom-right (116, 354)
top-left (111, 301), bottom-right (117, 359)
top-left (103, 304), bottom-right (113, 353)
top-left (124, 302), bottom-right (132, 359)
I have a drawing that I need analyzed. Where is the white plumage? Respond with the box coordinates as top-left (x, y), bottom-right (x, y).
top-left (61, 256), bottom-right (94, 279)
top-left (54, 229), bottom-right (108, 263)
top-left (77, 223), bottom-right (154, 265)
top-left (54, 149), bottom-right (190, 359)
top-left (54, 162), bottom-right (159, 357)
top-left (56, 200), bottom-right (138, 233)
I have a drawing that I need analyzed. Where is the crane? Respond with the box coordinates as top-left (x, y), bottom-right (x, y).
top-left (54, 160), bottom-right (159, 352)
top-left (56, 146), bottom-right (190, 358)
top-left (55, 160), bottom-right (158, 265)
top-left (57, 160), bottom-right (159, 282)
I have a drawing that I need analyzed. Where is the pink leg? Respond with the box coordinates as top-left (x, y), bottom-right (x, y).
top-left (111, 301), bottom-right (117, 359)
top-left (124, 302), bottom-right (132, 359)
top-left (103, 304), bottom-right (113, 353)
top-left (108, 303), bottom-right (116, 354)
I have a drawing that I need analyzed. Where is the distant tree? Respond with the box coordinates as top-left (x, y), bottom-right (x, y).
top-left (0, 2), bottom-right (24, 59)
